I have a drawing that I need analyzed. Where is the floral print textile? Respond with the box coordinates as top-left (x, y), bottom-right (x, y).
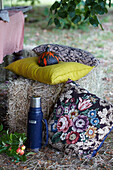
top-left (48, 80), bottom-right (113, 158)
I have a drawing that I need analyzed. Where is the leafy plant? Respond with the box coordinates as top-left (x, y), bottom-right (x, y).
top-left (0, 124), bottom-right (31, 162)
top-left (49, 0), bottom-right (112, 29)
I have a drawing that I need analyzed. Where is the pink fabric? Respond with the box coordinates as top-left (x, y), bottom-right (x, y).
top-left (0, 11), bottom-right (24, 64)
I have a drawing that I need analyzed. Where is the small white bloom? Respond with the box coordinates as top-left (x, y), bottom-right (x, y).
top-left (80, 133), bottom-right (86, 141)
top-left (84, 139), bottom-right (94, 146)
top-left (100, 117), bottom-right (107, 125)
top-left (98, 126), bottom-right (109, 140)
top-left (65, 90), bottom-right (73, 99)
top-left (109, 106), bottom-right (113, 112)
top-left (60, 133), bottom-right (67, 141)
top-left (53, 123), bottom-right (57, 130)
top-left (108, 113), bottom-right (113, 122)
top-left (76, 141), bottom-right (84, 147)
top-left (64, 106), bottom-right (69, 114)
top-left (99, 99), bottom-right (109, 107)
top-left (103, 108), bottom-right (108, 115)
top-left (97, 108), bottom-right (108, 118)
top-left (60, 94), bottom-right (65, 102)
top-left (79, 150), bottom-right (83, 155)
top-left (60, 90), bottom-right (72, 102)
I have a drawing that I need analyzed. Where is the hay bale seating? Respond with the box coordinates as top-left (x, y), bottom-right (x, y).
top-left (1, 44), bottom-right (103, 133)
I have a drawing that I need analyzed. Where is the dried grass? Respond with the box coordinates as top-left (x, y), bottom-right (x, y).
top-left (0, 139), bottom-right (113, 169)
top-left (7, 78), bottom-right (63, 133)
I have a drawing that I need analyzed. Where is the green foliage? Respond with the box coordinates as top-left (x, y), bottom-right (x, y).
top-left (49, 0), bottom-right (112, 29)
top-left (52, 132), bottom-right (62, 143)
top-left (0, 124), bottom-right (30, 162)
top-left (0, 124), bottom-right (3, 131)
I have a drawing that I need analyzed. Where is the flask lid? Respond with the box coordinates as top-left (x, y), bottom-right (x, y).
top-left (30, 96), bottom-right (41, 108)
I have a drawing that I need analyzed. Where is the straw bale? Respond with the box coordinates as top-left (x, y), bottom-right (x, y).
top-left (77, 65), bottom-right (105, 98)
top-left (23, 45), bottom-right (37, 58)
top-left (29, 81), bottom-right (64, 118)
top-left (5, 63), bottom-right (105, 133)
top-left (7, 78), bottom-right (31, 132)
top-left (6, 78), bottom-right (63, 133)
top-left (0, 82), bottom-right (8, 128)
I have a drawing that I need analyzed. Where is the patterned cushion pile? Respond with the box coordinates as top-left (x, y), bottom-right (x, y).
top-left (33, 44), bottom-right (99, 67)
top-left (48, 80), bottom-right (113, 158)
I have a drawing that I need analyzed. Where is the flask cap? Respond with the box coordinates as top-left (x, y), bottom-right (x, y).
top-left (30, 96), bottom-right (41, 108)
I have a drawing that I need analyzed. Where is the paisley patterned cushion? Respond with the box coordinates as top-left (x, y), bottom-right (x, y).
top-left (32, 44), bottom-right (100, 67)
top-left (48, 80), bottom-right (113, 158)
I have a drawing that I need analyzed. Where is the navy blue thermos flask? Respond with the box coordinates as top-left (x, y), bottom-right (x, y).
top-left (27, 96), bottom-right (48, 152)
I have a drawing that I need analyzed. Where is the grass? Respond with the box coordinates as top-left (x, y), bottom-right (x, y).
top-left (24, 5), bottom-right (113, 61)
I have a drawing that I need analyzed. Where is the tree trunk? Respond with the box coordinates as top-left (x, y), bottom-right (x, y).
top-left (0, 0), bottom-right (4, 10)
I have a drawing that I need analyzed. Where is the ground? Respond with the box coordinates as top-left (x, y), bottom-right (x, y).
top-left (0, 6), bottom-right (113, 170)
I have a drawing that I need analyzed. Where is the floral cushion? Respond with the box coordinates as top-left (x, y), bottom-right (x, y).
top-left (32, 44), bottom-right (100, 67)
top-left (48, 80), bottom-right (113, 158)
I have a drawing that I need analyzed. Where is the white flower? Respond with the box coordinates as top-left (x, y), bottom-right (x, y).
top-left (83, 138), bottom-right (100, 150)
top-left (60, 133), bottom-right (67, 141)
top-left (108, 113), bottom-right (113, 123)
top-left (100, 116), bottom-right (113, 126)
top-left (55, 103), bottom-right (58, 107)
top-left (79, 150), bottom-right (83, 155)
top-left (60, 90), bottom-right (72, 102)
top-left (84, 139), bottom-right (95, 146)
top-left (68, 109), bottom-right (78, 120)
top-left (98, 108), bottom-right (113, 126)
top-left (97, 108), bottom-right (108, 118)
top-left (100, 117), bottom-right (107, 125)
top-left (70, 82), bottom-right (76, 87)
top-left (60, 94), bottom-right (65, 102)
top-left (99, 99), bottom-right (109, 107)
top-left (109, 106), bottom-right (113, 112)
top-left (64, 106), bottom-right (69, 114)
top-left (98, 126), bottom-right (109, 140)
top-left (80, 133), bottom-right (86, 141)
top-left (103, 108), bottom-right (108, 115)
top-left (76, 141), bottom-right (84, 147)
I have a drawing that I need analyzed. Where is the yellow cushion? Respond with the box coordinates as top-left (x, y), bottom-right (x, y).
top-left (5, 57), bottom-right (94, 85)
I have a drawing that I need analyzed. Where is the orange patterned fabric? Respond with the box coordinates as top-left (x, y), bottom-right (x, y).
top-left (38, 51), bottom-right (59, 66)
